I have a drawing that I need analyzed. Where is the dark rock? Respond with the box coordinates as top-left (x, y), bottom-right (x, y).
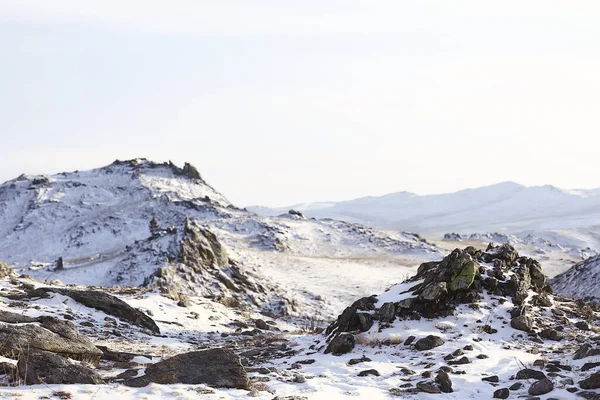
top-left (325, 333), bottom-right (356, 355)
top-left (574, 344), bottom-right (600, 360)
top-left (493, 388), bottom-right (510, 399)
top-left (528, 378), bottom-right (553, 395)
top-left (576, 321), bottom-right (591, 331)
top-left (18, 350), bottom-right (103, 385)
top-left (516, 369), bottom-right (546, 380)
top-left (539, 329), bottom-right (564, 341)
top-left (511, 315), bottom-right (533, 332)
top-left (0, 310), bottom-right (37, 324)
top-left (378, 302), bottom-right (396, 323)
top-left (348, 356), bottom-right (371, 366)
top-left (415, 335), bottom-right (445, 351)
top-left (28, 288), bottom-right (160, 333)
top-left (254, 319), bottom-right (271, 331)
top-left (404, 336), bottom-right (416, 346)
top-left (96, 346), bottom-right (152, 363)
top-left (509, 382), bottom-right (523, 390)
top-left (482, 375), bottom-right (499, 383)
top-left (358, 369), bottom-right (380, 377)
top-left (416, 381), bottom-right (441, 394)
top-left (448, 356), bottom-right (470, 365)
top-left (582, 362), bottom-right (600, 372)
top-left (124, 348), bottom-right (248, 389)
top-left (580, 372), bottom-right (600, 389)
top-left (436, 371), bottom-right (453, 393)
top-left (463, 345), bottom-right (474, 351)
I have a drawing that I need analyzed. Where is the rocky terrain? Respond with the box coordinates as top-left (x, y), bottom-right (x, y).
top-left (1, 159), bottom-right (600, 399)
top-left (552, 254), bottom-right (600, 300)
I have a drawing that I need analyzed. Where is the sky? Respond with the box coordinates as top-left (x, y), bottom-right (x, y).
top-left (0, 1), bottom-right (599, 207)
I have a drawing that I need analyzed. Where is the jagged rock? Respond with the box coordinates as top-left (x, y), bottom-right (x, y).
top-left (449, 261), bottom-right (478, 291)
top-left (582, 362), bottom-right (600, 372)
top-left (420, 282), bottom-right (448, 301)
top-left (325, 333), bottom-right (356, 355)
top-left (528, 378), bottom-right (553, 395)
top-left (0, 322), bottom-right (102, 362)
top-left (28, 288), bottom-right (160, 334)
top-left (436, 371), bottom-right (453, 393)
top-left (404, 336), bottom-right (415, 346)
top-left (516, 369), bottom-right (546, 380)
top-left (511, 315), bottom-right (533, 332)
top-left (377, 302), bottom-right (396, 323)
top-left (325, 297), bottom-right (377, 337)
top-left (580, 372), bottom-right (600, 389)
top-left (18, 350), bottom-right (103, 385)
top-left (493, 388), bottom-right (510, 399)
top-left (574, 344), bottom-right (600, 360)
top-left (124, 348), bottom-right (248, 389)
top-left (415, 335), bottom-right (444, 351)
top-left (539, 328), bottom-right (564, 341)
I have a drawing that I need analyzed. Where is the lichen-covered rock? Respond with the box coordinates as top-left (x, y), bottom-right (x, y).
top-left (449, 261), bottom-right (477, 291)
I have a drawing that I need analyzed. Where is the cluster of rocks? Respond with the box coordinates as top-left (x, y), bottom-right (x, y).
top-left (323, 244), bottom-right (600, 397)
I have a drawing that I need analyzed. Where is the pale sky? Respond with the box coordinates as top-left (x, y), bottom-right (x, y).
top-left (1, 1), bottom-right (599, 207)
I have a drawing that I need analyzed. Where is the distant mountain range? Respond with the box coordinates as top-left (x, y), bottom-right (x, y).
top-left (249, 182), bottom-right (600, 237)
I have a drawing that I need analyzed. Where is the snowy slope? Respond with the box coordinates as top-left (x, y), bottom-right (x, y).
top-left (250, 182), bottom-right (600, 235)
top-left (0, 159), bottom-right (441, 319)
top-left (551, 254), bottom-right (600, 299)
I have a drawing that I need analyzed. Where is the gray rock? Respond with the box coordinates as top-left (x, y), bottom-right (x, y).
top-left (0, 323), bottom-right (102, 362)
top-left (580, 372), bottom-right (600, 389)
top-left (0, 310), bottom-right (37, 324)
top-left (436, 371), bottom-right (453, 393)
top-left (416, 381), bottom-right (441, 394)
top-left (18, 350), bottom-right (103, 385)
top-left (419, 282), bottom-right (448, 302)
top-left (482, 375), bottom-right (499, 383)
top-left (516, 369), bottom-right (546, 380)
top-left (539, 329), bottom-right (564, 341)
top-left (124, 348), bottom-right (248, 389)
top-left (358, 369), bottom-right (380, 377)
top-left (528, 378), bottom-right (553, 395)
top-left (576, 321), bottom-right (591, 331)
top-left (377, 302), bottom-right (396, 323)
top-left (404, 336), bottom-right (416, 346)
top-left (415, 335), bottom-right (445, 351)
top-left (325, 333), bottom-right (356, 356)
top-left (511, 315), bottom-right (533, 332)
top-left (493, 388), bottom-right (510, 399)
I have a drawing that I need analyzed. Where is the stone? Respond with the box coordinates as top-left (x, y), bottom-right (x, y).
top-left (348, 356), bottom-right (371, 366)
top-left (0, 322), bottom-right (102, 362)
top-left (516, 369), bottom-right (546, 380)
top-left (493, 388), bottom-right (510, 399)
top-left (435, 371), bottom-right (453, 393)
top-left (124, 348), bottom-right (248, 389)
top-left (28, 288), bottom-right (160, 333)
top-left (420, 282), bottom-right (448, 301)
top-left (449, 261), bottom-right (478, 291)
top-left (482, 375), bottom-right (499, 383)
top-left (404, 336), bottom-right (416, 346)
top-left (358, 369), bottom-right (380, 377)
top-left (415, 335), bottom-right (445, 351)
top-left (509, 382), bottom-right (523, 390)
top-left (528, 378), bottom-right (554, 396)
top-left (18, 350), bottom-right (103, 385)
top-left (582, 362), bottom-right (600, 372)
top-left (539, 329), bottom-right (564, 341)
top-left (254, 319), bottom-right (271, 331)
top-left (511, 315), bottom-right (533, 332)
top-left (377, 302), bottom-right (396, 323)
top-left (325, 333), bottom-right (356, 356)
top-left (580, 372), bottom-right (600, 389)
top-left (576, 321), bottom-right (591, 331)
top-left (416, 381), bottom-right (441, 394)
top-left (448, 356), bottom-right (470, 365)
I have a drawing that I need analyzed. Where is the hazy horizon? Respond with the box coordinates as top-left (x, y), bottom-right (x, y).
top-left (2, 1), bottom-right (599, 206)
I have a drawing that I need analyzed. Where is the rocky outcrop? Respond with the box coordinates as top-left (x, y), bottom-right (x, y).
top-left (124, 348), bottom-right (248, 389)
top-left (0, 262), bottom-right (14, 279)
top-left (0, 320), bottom-right (102, 362)
top-left (18, 350), bottom-right (103, 385)
top-left (27, 287), bottom-right (160, 334)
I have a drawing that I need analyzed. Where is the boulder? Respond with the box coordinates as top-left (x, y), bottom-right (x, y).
top-left (415, 335), bottom-right (445, 351)
top-left (18, 350), bottom-right (103, 385)
top-left (516, 369), bottom-right (546, 380)
top-left (124, 348), bottom-right (248, 389)
top-left (436, 371), bottom-right (453, 393)
top-left (377, 302), bottom-right (396, 323)
top-left (528, 378), bottom-right (554, 396)
top-left (493, 388), bottom-right (510, 399)
top-left (511, 315), bottom-right (533, 332)
top-left (580, 372), bottom-right (600, 389)
top-left (325, 333), bottom-right (356, 356)
top-left (449, 261), bottom-right (478, 291)
top-left (0, 322), bottom-right (102, 362)
top-left (28, 288), bottom-right (159, 334)
top-left (539, 328), bottom-right (564, 341)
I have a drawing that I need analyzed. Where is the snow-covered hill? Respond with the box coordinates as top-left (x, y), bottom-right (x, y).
top-left (551, 254), bottom-right (600, 299)
top-left (250, 182), bottom-right (600, 237)
top-left (0, 159), bottom-right (441, 318)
